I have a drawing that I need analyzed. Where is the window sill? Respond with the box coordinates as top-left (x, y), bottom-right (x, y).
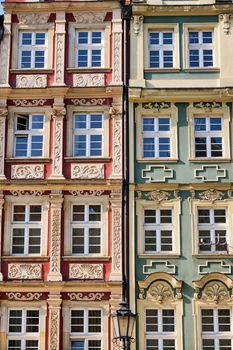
top-left (183, 68), bottom-right (220, 73)
top-left (10, 69), bottom-right (53, 74)
top-left (65, 157), bottom-right (111, 163)
top-left (6, 158), bottom-right (51, 163)
top-left (144, 68), bottom-right (180, 73)
top-left (67, 68), bottom-right (112, 73)
top-left (63, 256), bottom-right (110, 261)
top-left (189, 158), bottom-right (230, 163)
top-left (193, 254), bottom-right (233, 258)
top-left (2, 256), bottom-right (49, 261)
top-left (137, 158), bottom-right (178, 163)
top-left (138, 254), bottom-right (180, 258)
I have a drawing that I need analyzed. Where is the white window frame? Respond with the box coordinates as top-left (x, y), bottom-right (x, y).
top-left (137, 198), bottom-right (181, 257)
top-left (68, 21), bottom-right (111, 69)
top-left (75, 30), bottom-right (104, 68)
top-left (14, 114), bottom-right (45, 158)
top-left (190, 199), bottom-right (233, 256)
top-left (135, 104), bottom-right (178, 162)
top-left (66, 106), bottom-right (109, 159)
top-left (64, 195), bottom-right (109, 258)
top-left (187, 103), bottom-right (230, 161)
top-left (144, 24), bottom-right (180, 70)
top-left (62, 302), bottom-right (109, 350)
top-left (148, 31), bottom-right (174, 69)
top-left (18, 31), bottom-right (48, 69)
top-left (184, 24), bottom-right (219, 70)
top-left (3, 196), bottom-right (49, 257)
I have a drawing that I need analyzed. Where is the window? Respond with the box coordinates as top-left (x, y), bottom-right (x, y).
top-left (73, 114), bottom-right (103, 157)
top-left (76, 31), bottom-right (104, 68)
top-left (14, 114), bottom-right (45, 158)
top-left (188, 30), bottom-right (213, 68)
top-left (70, 309), bottom-right (102, 350)
top-left (194, 116), bottom-right (223, 158)
top-left (145, 309), bottom-right (176, 350)
top-left (201, 308), bottom-right (232, 350)
top-left (149, 31), bottom-right (174, 69)
top-left (7, 309), bottom-right (40, 350)
top-left (11, 204), bottom-right (42, 256)
top-left (143, 209), bottom-right (173, 253)
top-left (19, 32), bottom-right (47, 69)
top-left (71, 204), bottom-right (102, 255)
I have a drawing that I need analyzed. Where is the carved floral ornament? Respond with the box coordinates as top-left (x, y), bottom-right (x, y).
top-left (71, 98), bottom-right (107, 106)
top-left (142, 102), bottom-right (171, 112)
top-left (195, 281), bottom-right (232, 304)
top-left (139, 281), bottom-right (182, 303)
top-left (132, 15), bottom-right (143, 35)
top-left (74, 12), bottom-right (107, 24)
top-left (17, 13), bottom-right (50, 25)
top-left (219, 14), bottom-right (233, 35)
top-left (6, 292), bottom-right (42, 301)
top-left (189, 189), bottom-right (227, 201)
top-left (136, 190), bottom-right (179, 201)
top-left (67, 292), bottom-right (105, 301)
top-left (69, 190), bottom-right (105, 196)
top-left (52, 106), bottom-right (66, 118)
top-left (193, 101), bottom-right (222, 112)
top-left (13, 99), bottom-right (47, 107)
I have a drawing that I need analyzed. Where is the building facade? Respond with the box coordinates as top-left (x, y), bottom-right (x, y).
top-left (0, 0), bottom-right (124, 349)
top-left (129, 1), bottom-right (233, 350)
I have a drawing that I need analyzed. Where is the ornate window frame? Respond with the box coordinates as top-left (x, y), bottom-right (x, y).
top-left (193, 273), bottom-right (233, 350)
top-left (137, 195), bottom-right (181, 257)
top-left (187, 103), bottom-right (230, 162)
top-left (66, 105), bottom-right (110, 159)
top-left (144, 24), bottom-right (180, 71)
top-left (135, 103), bottom-right (178, 162)
top-left (11, 19), bottom-right (54, 70)
top-left (62, 301), bottom-right (109, 349)
top-left (183, 23), bottom-right (219, 71)
top-left (68, 16), bottom-right (111, 69)
top-left (7, 106), bottom-right (52, 160)
top-left (0, 301), bottom-right (47, 350)
top-left (3, 195), bottom-right (49, 257)
top-left (190, 196), bottom-right (233, 257)
top-left (64, 195), bottom-right (109, 258)
top-left (138, 272), bottom-right (183, 350)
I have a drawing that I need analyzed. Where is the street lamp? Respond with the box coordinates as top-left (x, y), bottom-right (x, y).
top-left (112, 301), bottom-right (137, 349)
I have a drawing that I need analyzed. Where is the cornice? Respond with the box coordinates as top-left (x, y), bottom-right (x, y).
top-left (135, 183), bottom-right (233, 191)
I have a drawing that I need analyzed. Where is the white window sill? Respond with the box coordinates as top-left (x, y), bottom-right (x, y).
top-left (193, 254), bottom-right (233, 259)
top-left (2, 256), bottom-right (49, 261)
top-left (63, 256), bottom-right (110, 261)
top-left (138, 253), bottom-right (180, 258)
top-left (184, 68), bottom-right (220, 73)
top-left (189, 158), bottom-right (230, 163)
top-left (67, 68), bottom-right (111, 73)
top-left (65, 157), bottom-right (111, 163)
top-left (10, 69), bottom-right (53, 74)
top-left (137, 158), bottom-right (178, 163)
top-left (6, 158), bottom-right (51, 163)
top-left (144, 68), bottom-right (180, 73)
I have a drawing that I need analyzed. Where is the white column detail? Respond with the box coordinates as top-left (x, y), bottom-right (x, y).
top-left (0, 193), bottom-right (4, 281)
top-left (49, 104), bottom-right (65, 179)
top-left (48, 192), bottom-right (63, 281)
top-left (53, 12), bottom-right (66, 86)
top-left (0, 107), bottom-right (7, 180)
top-left (111, 9), bottom-right (122, 85)
top-left (130, 15), bottom-right (145, 87)
top-left (110, 104), bottom-right (122, 179)
top-left (47, 294), bottom-right (62, 350)
top-left (110, 189), bottom-right (122, 281)
top-left (0, 14), bottom-right (11, 87)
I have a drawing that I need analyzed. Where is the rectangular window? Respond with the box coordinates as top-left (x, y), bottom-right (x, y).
top-left (76, 31), bottom-right (104, 68)
top-left (145, 309), bottom-right (176, 350)
top-left (70, 309), bottom-right (102, 350)
top-left (194, 116), bottom-right (223, 158)
top-left (8, 309), bottom-right (40, 350)
top-left (201, 308), bottom-right (232, 350)
top-left (188, 30), bottom-right (213, 68)
top-left (144, 209), bottom-right (173, 253)
top-left (71, 204), bottom-right (102, 255)
top-left (11, 205), bottom-right (42, 255)
top-left (19, 32), bottom-right (47, 69)
top-left (149, 31), bottom-right (174, 69)
top-left (142, 117), bottom-right (171, 158)
top-left (198, 208), bottom-right (228, 254)
top-left (73, 114), bottom-right (103, 157)
top-left (14, 114), bottom-right (45, 158)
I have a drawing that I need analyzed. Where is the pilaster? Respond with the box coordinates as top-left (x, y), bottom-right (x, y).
top-left (110, 104), bottom-right (122, 179)
top-left (47, 294), bottom-right (62, 350)
top-left (0, 193), bottom-right (4, 281)
top-left (0, 104), bottom-right (7, 180)
top-left (111, 9), bottom-right (123, 85)
top-left (130, 15), bottom-right (145, 87)
top-left (53, 12), bottom-right (66, 86)
top-left (110, 189), bottom-right (122, 281)
top-left (48, 192), bottom-right (63, 281)
top-left (0, 13), bottom-right (11, 87)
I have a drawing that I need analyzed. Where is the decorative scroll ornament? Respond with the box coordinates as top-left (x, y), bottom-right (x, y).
top-left (10, 190), bottom-right (45, 196)
top-left (69, 190), bottom-right (104, 196)
top-left (113, 32), bottom-right (121, 83)
top-left (69, 264), bottom-right (104, 279)
top-left (145, 190), bottom-right (170, 201)
top-left (74, 12), bottom-right (107, 24)
top-left (68, 292), bottom-right (105, 301)
top-left (17, 13), bottom-right (50, 24)
top-left (219, 14), bottom-right (232, 34)
top-left (147, 281), bottom-right (174, 304)
top-left (71, 98), bottom-right (106, 106)
top-left (49, 309), bottom-right (60, 350)
top-left (11, 165), bottom-right (44, 179)
top-left (16, 75), bottom-right (47, 88)
top-left (112, 208), bottom-right (121, 272)
top-left (202, 281), bottom-right (230, 304)
top-left (73, 74), bottom-right (105, 87)
top-left (50, 208), bottom-right (61, 274)
top-left (132, 15), bottom-right (143, 35)
top-left (71, 164), bottom-right (104, 179)
top-left (6, 292), bottom-right (42, 301)
top-left (8, 264), bottom-right (42, 279)
top-left (142, 102), bottom-right (171, 112)
top-left (13, 99), bottom-right (47, 107)
top-left (136, 191), bottom-right (142, 199)
top-left (193, 101), bottom-right (222, 112)
top-left (55, 33), bottom-right (64, 84)
top-left (199, 189), bottom-right (224, 202)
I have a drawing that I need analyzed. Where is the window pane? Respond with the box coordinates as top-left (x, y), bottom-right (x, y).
top-left (163, 339), bottom-right (175, 349)
top-left (89, 205), bottom-right (101, 221)
top-left (13, 205), bottom-right (26, 222)
top-left (146, 309), bottom-right (158, 332)
top-left (72, 228), bottom-right (85, 254)
top-left (203, 49), bottom-right (213, 67)
top-left (35, 51), bottom-right (45, 68)
top-left (26, 310), bottom-right (39, 332)
top-left (202, 31), bottom-right (213, 44)
top-left (9, 310), bottom-right (22, 333)
top-left (162, 309), bottom-right (175, 332)
top-left (195, 137), bottom-right (207, 157)
top-left (144, 210), bottom-right (156, 224)
top-left (189, 49), bottom-right (199, 67)
top-left (90, 115), bottom-right (102, 129)
top-left (159, 137), bottom-right (170, 158)
top-left (78, 32), bottom-right (88, 44)
top-left (189, 32), bottom-right (199, 44)
top-left (150, 51), bottom-right (159, 68)
top-left (158, 118), bottom-right (170, 131)
top-left (161, 231), bottom-right (173, 251)
top-left (8, 340), bottom-right (21, 350)
top-left (143, 118), bottom-right (155, 132)
top-left (12, 228), bottom-right (25, 254)
top-left (211, 137), bottom-right (222, 157)
top-left (199, 231), bottom-right (211, 252)
top-left (74, 135), bottom-right (87, 157)
top-left (198, 209), bottom-right (210, 224)
top-left (92, 31), bottom-right (102, 44)
top-left (210, 117), bottom-right (222, 131)
top-left (26, 340), bottom-right (39, 350)
top-left (163, 32), bottom-right (173, 45)
top-left (89, 228), bottom-right (101, 254)
top-left (150, 33), bottom-right (159, 45)
top-left (29, 229), bottom-right (41, 254)
top-left (17, 116), bottom-right (29, 130)
top-left (77, 50), bottom-right (88, 67)
top-left (31, 115), bottom-right (44, 129)
top-left (146, 339), bottom-right (158, 350)
top-left (143, 138), bottom-right (155, 158)
top-left (215, 230), bottom-right (227, 252)
top-left (160, 210), bottom-right (172, 224)
top-left (214, 209), bottom-right (226, 223)
top-left (218, 309), bottom-right (231, 332)
top-left (21, 51), bottom-right (32, 68)
top-left (88, 340), bottom-right (101, 349)
top-left (195, 118), bottom-right (206, 131)
top-left (15, 136), bottom-right (28, 157)
top-left (71, 310), bottom-right (84, 333)
top-left (74, 115), bottom-right (87, 129)
top-left (163, 51), bottom-right (173, 68)
top-left (201, 309), bottom-right (214, 332)
top-left (30, 206), bottom-right (42, 221)
top-left (35, 32), bottom-right (45, 45)
top-left (219, 339), bottom-right (232, 350)
top-left (145, 230), bottom-right (157, 252)
top-left (71, 341), bottom-right (84, 350)
top-left (73, 206), bottom-right (85, 221)
top-left (22, 32), bottom-right (32, 45)
top-left (31, 135), bottom-right (43, 157)
top-left (90, 135), bottom-right (102, 156)
top-left (91, 49), bottom-right (101, 67)
top-left (88, 310), bottom-right (102, 333)
top-left (202, 339), bottom-right (215, 350)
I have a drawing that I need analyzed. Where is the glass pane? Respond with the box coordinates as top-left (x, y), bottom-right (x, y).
top-left (144, 210), bottom-right (156, 224)
top-left (77, 50), bottom-right (88, 67)
top-left (158, 118), bottom-right (170, 131)
top-left (219, 339), bottom-right (232, 350)
top-left (198, 209), bottom-right (210, 224)
top-left (88, 340), bottom-right (101, 350)
top-left (161, 231), bottom-right (173, 251)
top-left (90, 115), bottom-right (102, 129)
top-left (31, 135), bottom-right (43, 157)
top-left (91, 49), bottom-right (101, 67)
top-left (12, 228), bottom-right (25, 254)
top-left (9, 310), bottom-right (22, 333)
top-left (89, 228), bottom-right (101, 254)
top-left (160, 210), bottom-right (172, 224)
top-left (150, 51), bottom-right (159, 68)
top-left (72, 228), bottom-right (85, 254)
top-left (214, 209), bottom-right (226, 223)
top-left (189, 49), bottom-right (199, 67)
top-left (195, 118), bottom-right (206, 131)
top-left (35, 32), bottom-right (45, 45)
top-left (162, 309), bottom-right (175, 332)
top-left (218, 309), bottom-right (231, 332)
top-left (26, 310), bottom-right (39, 332)
top-left (89, 205), bottom-right (101, 221)
top-left (74, 135), bottom-right (86, 157)
top-left (78, 32), bottom-right (88, 44)
top-left (73, 206), bottom-right (85, 221)
top-left (74, 115), bottom-right (87, 129)
top-left (163, 51), bottom-right (173, 68)
top-left (145, 231), bottom-right (157, 252)
top-left (146, 309), bottom-right (158, 332)
top-left (202, 31), bottom-right (213, 44)
top-left (195, 137), bottom-right (207, 157)
top-left (35, 50), bottom-right (45, 68)
top-left (29, 229), bottom-right (41, 254)
top-left (90, 135), bottom-right (102, 156)
top-left (30, 206), bottom-right (42, 221)
top-left (211, 137), bottom-right (222, 157)
top-left (203, 49), bottom-right (213, 67)
top-left (31, 115), bottom-right (44, 129)
top-left (71, 310), bottom-right (84, 333)
top-left (88, 310), bottom-right (102, 333)
top-left (199, 231), bottom-right (211, 252)
top-left (215, 230), bottom-right (227, 252)
top-left (8, 340), bottom-right (21, 350)
top-left (92, 31), bottom-right (102, 44)
top-left (201, 309), bottom-right (214, 332)
top-left (189, 32), bottom-right (199, 44)
top-left (202, 338), bottom-right (215, 350)
top-left (163, 339), bottom-right (175, 349)
top-left (146, 339), bottom-right (158, 350)
top-left (15, 137), bottom-right (28, 157)
top-left (210, 117), bottom-right (222, 131)
top-left (22, 32), bottom-right (32, 45)
top-left (17, 116), bottom-right (29, 130)
top-left (163, 32), bottom-right (173, 45)
top-left (143, 118), bottom-right (155, 132)
top-left (71, 341), bottom-right (84, 350)
top-left (21, 51), bottom-right (32, 68)
top-left (159, 137), bottom-right (170, 158)
top-left (26, 340), bottom-right (39, 350)
top-left (149, 32), bottom-right (159, 45)
top-left (13, 205), bottom-right (26, 222)
top-left (143, 138), bottom-right (155, 158)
